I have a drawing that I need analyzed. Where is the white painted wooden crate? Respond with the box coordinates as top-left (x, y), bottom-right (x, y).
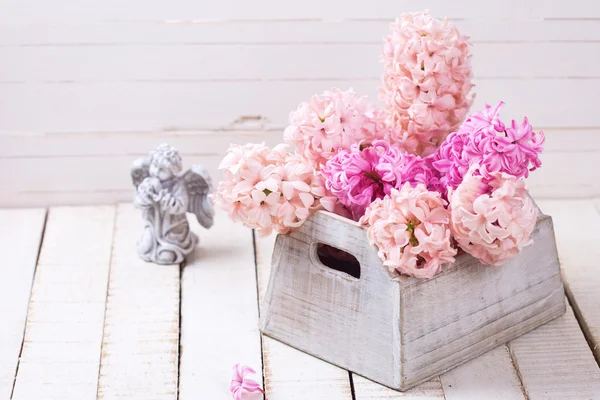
top-left (260, 208), bottom-right (566, 391)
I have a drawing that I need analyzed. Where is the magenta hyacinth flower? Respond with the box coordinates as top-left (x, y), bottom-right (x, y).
top-left (322, 140), bottom-right (440, 220)
top-left (429, 102), bottom-right (544, 193)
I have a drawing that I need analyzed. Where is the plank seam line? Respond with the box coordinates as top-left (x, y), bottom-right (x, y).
top-left (9, 208), bottom-right (48, 400)
top-left (505, 344), bottom-right (529, 400)
top-left (251, 229), bottom-right (267, 399)
top-left (94, 205), bottom-right (118, 399)
top-left (177, 262), bottom-right (183, 400)
top-left (348, 371), bottom-right (356, 400)
top-left (564, 287), bottom-right (600, 367)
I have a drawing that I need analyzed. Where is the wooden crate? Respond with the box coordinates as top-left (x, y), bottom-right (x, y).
top-left (259, 209), bottom-right (566, 391)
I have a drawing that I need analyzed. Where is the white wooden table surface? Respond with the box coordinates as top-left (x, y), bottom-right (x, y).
top-left (1, 199), bottom-right (600, 400)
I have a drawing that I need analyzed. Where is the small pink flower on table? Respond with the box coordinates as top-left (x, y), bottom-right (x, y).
top-left (360, 183), bottom-right (457, 279)
top-left (231, 363), bottom-right (264, 400)
top-left (449, 165), bottom-right (538, 265)
top-left (284, 88), bottom-right (389, 169)
top-left (380, 10), bottom-right (475, 156)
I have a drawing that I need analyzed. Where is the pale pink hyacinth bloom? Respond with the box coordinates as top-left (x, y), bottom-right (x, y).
top-left (230, 363), bottom-right (264, 400)
top-left (360, 183), bottom-right (457, 279)
top-left (284, 88), bottom-right (389, 169)
top-left (322, 140), bottom-right (441, 220)
top-left (380, 11), bottom-right (475, 157)
top-left (429, 102), bottom-right (545, 193)
top-left (449, 166), bottom-right (537, 266)
top-left (215, 143), bottom-right (327, 236)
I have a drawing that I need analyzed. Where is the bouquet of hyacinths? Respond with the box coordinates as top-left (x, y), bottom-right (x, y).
top-left (215, 11), bottom-right (544, 279)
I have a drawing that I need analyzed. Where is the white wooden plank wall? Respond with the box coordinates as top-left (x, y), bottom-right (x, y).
top-left (0, 209), bottom-right (45, 400)
top-left (0, 0), bottom-right (599, 206)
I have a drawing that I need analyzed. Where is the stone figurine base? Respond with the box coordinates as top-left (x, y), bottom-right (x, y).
top-left (259, 209), bottom-right (566, 391)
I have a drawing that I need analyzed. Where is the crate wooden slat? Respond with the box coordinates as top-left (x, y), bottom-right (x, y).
top-left (0, 209), bottom-right (46, 400)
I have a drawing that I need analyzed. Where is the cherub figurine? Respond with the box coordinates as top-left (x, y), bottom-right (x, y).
top-left (131, 143), bottom-right (214, 264)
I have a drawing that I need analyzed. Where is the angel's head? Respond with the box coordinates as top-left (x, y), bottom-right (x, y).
top-left (148, 143), bottom-right (183, 181)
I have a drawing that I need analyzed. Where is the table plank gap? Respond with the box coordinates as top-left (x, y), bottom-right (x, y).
top-left (96, 203), bottom-right (180, 400)
top-left (0, 208), bottom-right (46, 400)
top-left (11, 206), bottom-right (115, 400)
top-left (537, 199), bottom-right (600, 364)
top-left (440, 345), bottom-right (527, 400)
top-left (509, 303), bottom-right (600, 399)
top-left (255, 234), bottom-right (353, 400)
top-left (179, 211), bottom-right (263, 400)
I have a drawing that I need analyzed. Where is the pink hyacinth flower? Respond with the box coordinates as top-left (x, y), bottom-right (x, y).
top-left (231, 363), bottom-right (264, 400)
top-left (284, 88), bottom-right (389, 169)
top-left (429, 102), bottom-right (545, 193)
top-left (360, 183), bottom-right (457, 279)
top-left (462, 102), bottom-right (544, 181)
top-left (215, 143), bottom-right (327, 236)
top-left (380, 11), bottom-right (475, 156)
top-left (322, 140), bottom-right (441, 220)
top-left (449, 165), bottom-right (537, 266)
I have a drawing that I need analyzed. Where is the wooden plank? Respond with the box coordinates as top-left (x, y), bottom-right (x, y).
top-left (2, 128), bottom-right (589, 158)
top-left (0, 208), bottom-right (46, 400)
top-left (508, 304), bottom-right (600, 399)
top-left (0, 0), bottom-right (596, 21)
top-left (3, 142), bottom-right (598, 208)
top-left (11, 206), bottom-right (115, 400)
top-left (537, 199), bottom-right (600, 363)
top-left (352, 375), bottom-right (445, 399)
top-left (2, 42), bottom-right (598, 82)
top-left (255, 234), bottom-right (353, 399)
top-left (354, 347), bottom-right (525, 400)
top-left (1, 19), bottom-right (599, 45)
top-left (96, 203), bottom-right (179, 399)
top-left (440, 346), bottom-right (525, 400)
top-left (0, 79), bottom-right (596, 132)
top-left (178, 212), bottom-right (262, 400)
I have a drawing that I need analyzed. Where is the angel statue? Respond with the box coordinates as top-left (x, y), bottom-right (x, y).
top-left (131, 143), bottom-right (214, 264)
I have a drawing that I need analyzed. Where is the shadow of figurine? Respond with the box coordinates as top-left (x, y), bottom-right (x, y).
top-left (131, 143), bottom-right (214, 264)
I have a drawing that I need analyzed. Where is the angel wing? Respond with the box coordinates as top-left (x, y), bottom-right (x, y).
top-left (183, 165), bottom-right (215, 229)
top-left (131, 157), bottom-right (151, 188)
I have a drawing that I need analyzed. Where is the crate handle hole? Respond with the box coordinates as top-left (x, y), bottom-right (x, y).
top-left (315, 243), bottom-right (361, 279)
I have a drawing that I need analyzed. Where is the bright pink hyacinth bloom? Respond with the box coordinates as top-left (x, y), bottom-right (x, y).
top-left (429, 102), bottom-right (545, 192)
top-left (380, 11), bottom-right (475, 157)
top-left (215, 143), bottom-right (332, 236)
top-left (449, 166), bottom-right (537, 266)
top-left (230, 363), bottom-right (264, 400)
top-left (360, 183), bottom-right (457, 279)
top-left (462, 101), bottom-right (544, 181)
top-left (427, 130), bottom-right (470, 195)
top-left (284, 88), bottom-right (389, 169)
top-left (322, 140), bottom-right (440, 220)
